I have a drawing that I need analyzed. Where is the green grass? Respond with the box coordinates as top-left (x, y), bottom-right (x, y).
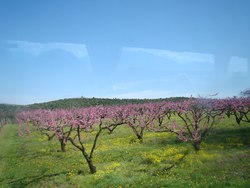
top-left (0, 118), bottom-right (250, 187)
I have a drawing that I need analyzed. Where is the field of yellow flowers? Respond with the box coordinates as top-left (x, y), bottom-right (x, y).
top-left (0, 118), bottom-right (250, 187)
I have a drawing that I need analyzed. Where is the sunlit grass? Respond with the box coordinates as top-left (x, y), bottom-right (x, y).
top-left (0, 118), bottom-right (250, 187)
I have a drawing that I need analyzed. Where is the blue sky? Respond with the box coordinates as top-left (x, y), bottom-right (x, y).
top-left (0, 0), bottom-right (250, 104)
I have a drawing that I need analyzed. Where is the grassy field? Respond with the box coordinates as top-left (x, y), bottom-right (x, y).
top-left (0, 118), bottom-right (250, 187)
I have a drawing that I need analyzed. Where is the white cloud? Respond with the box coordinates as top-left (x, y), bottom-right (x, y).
top-left (124, 47), bottom-right (214, 64)
top-left (5, 40), bottom-right (88, 58)
top-left (227, 56), bottom-right (248, 73)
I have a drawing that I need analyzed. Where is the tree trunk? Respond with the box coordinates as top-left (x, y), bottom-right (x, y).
top-left (131, 126), bottom-right (144, 143)
top-left (59, 139), bottom-right (66, 152)
top-left (87, 159), bottom-right (97, 174)
top-left (81, 150), bottom-right (97, 174)
top-left (108, 129), bottom-right (114, 134)
top-left (137, 135), bottom-right (143, 143)
top-left (192, 141), bottom-right (201, 151)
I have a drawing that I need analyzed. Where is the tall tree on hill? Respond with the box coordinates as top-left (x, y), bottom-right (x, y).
top-left (240, 88), bottom-right (250, 97)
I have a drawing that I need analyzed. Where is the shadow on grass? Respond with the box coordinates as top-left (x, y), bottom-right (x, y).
top-left (151, 150), bottom-right (190, 176)
top-left (145, 135), bottom-right (185, 148)
top-left (205, 127), bottom-right (250, 147)
top-left (212, 126), bottom-right (250, 135)
top-left (4, 170), bottom-right (69, 188)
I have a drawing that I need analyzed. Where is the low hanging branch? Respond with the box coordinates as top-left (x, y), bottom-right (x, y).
top-left (39, 129), bottom-right (55, 141)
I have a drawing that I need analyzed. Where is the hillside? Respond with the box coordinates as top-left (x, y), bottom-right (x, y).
top-left (26, 97), bottom-right (188, 109)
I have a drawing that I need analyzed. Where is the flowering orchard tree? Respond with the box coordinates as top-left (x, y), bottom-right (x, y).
top-left (30, 110), bottom-right (56, 141)
top-left (17, 105), bottom-right (127, 174)
top-left (16, 109), bottom-right (74, 152)
top-left (62, 107), bottom-right (104, 174)
top-left (65, 106), bottom-right (126, 174)
top-left (15, 97), bottom-right (250, 174)
top-left (41, 109), bottom-right (74, 152)
top-left (165, 98), bottom-right (224, 150)
top-left (16, 111), bottom-right (32, 137)
top-left (104, 105), bottom-right (128, 134)
top-left (148, 102), bottom-right (176, 132)
top-left (221, 97), bottom-right (250, 125)
top-left (124, 103), bottom-right (156, 142)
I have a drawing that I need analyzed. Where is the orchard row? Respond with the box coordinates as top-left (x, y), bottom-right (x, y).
top-left (16, 97), bottom-right (250, 174)
top-left (0, 113), bottom-right (11, 131)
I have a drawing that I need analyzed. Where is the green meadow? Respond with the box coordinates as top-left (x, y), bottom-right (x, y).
top-left (0, 118), bottom-right (250, 187)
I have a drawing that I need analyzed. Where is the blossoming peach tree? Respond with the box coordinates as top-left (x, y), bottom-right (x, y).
top-left (16, 97), bottom-right (250, 173)
top-left (222, 97), bottom-right (250, 124)
top-left (17, 105), bottom-right (126, 174)
top-left (149, 99), bottom-right (226, 150)
top-left (168, 98), bottom-right (226, 150)
top-left (16, 109), bottom-right (73, 152)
